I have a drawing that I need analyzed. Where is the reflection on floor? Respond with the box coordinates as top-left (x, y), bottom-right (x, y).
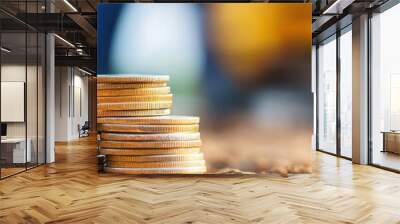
top-left (372, 150), bottom-right (400, 171)
top-left (0, 167), bottom-right (25, 178)
top-left (0, 163), bottom-right (43, 179)
top-left (0, 136), bottom-right (400, 223)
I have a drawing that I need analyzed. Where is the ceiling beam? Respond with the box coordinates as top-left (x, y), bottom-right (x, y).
top-left (55, 55), bottom-right (96, 70)
top-left (67, 13), bottom-right (97, 46)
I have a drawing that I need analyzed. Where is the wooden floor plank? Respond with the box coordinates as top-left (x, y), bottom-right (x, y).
top-left (0, 136), bottom-right (400, 223)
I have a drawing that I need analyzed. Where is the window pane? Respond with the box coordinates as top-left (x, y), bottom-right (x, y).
top-left (340, 29), bottom-right (352, 158)
top-left (371, 3), bottom-right (400, 171)
top-left (318, 36), bottom-right (337, 154)
top-left (27, 31), bottom-right (38, 169)
top-left (38, 33), bottom-right (46, 165)
top-left (0, 0), bottom-right (46, 179)
top-left (1, 31), bottom-right (27, 177)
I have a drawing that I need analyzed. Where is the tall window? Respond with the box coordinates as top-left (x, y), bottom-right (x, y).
top-left (339, 28), bottom-right (352, 158)
top-left (317, 36), bottom-right (337, 154)
top-left (371, 3), bottom-right (400, 171)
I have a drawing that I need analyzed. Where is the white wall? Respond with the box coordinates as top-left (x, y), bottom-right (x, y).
top-left (1, 65), bottom-right (37, 138)
top-left (55, 67), bottom-right (89, 141)
top-left (55, 66), bottom-right (70, 141)
top-left (71, 72), bottom-right (89, 138)
top-left (1, 65), bottom-right (26, 138)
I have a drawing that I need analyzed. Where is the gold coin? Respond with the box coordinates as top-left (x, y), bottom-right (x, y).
top-left (104, 166), bottom-right (207, 174)
top-left (99, 148), bottom-right (202, 156)
top-left (97, 101), bottom-right (172, 111)
top-left (97, 115), bottom-right (199, 125)
top-left (97, 82), bottom-right (167, 90)
top-left (99, 140), bottom-right (202, 149)
top-left (107, 160), bottom-right (205, 168)
top-left (100, 132), bottom-right (201, 141)
top-left (107, 153), bottom-right (204, 162)
top-left (97, 94), bottom-right (173, 103)
top-left (97, 109), bottom-right (171, 117)
top-left (98, 124), bottom-right (198, 133)
top-left (97, 74), bottom-right (169, 83)
top-left (97, 87), bottom-right (170, 97)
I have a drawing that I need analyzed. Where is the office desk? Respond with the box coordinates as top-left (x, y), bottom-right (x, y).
top-left (382, 131), bottom-right (400, 154)
top-left (1, 138), bottom-right (31, 164)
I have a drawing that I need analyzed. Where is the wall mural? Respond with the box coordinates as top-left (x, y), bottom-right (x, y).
top-left (97, 3), bottom-right (312, 175)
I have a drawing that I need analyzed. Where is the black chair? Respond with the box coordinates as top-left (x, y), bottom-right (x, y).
top-left (78, 121), bottom-right (90, 138)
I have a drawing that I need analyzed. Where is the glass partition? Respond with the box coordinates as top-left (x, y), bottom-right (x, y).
top-left (1, 31), bottom-right (28, 177)
top-left (0, 1), bottom-right (46, 179)
top-left (38, 32), bottom-right (45, 165)
top-left (27, 31), bottom-right (38, 169)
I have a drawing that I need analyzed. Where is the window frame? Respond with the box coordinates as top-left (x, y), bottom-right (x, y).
top-left (315, 24), bottom-right (353, 160)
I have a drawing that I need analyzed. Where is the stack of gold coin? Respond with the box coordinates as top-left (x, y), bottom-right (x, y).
top-left (97, 75), bottom-right (172, 117)
top-left (97, 75), bottom-right (206, 174)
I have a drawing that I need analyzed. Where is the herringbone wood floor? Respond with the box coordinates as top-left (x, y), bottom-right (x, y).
top-left (1, 136), bottom-right (400, 224)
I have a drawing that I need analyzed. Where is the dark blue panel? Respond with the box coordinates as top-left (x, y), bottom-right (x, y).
top-left (97, 3), bottom-right (124, 74)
